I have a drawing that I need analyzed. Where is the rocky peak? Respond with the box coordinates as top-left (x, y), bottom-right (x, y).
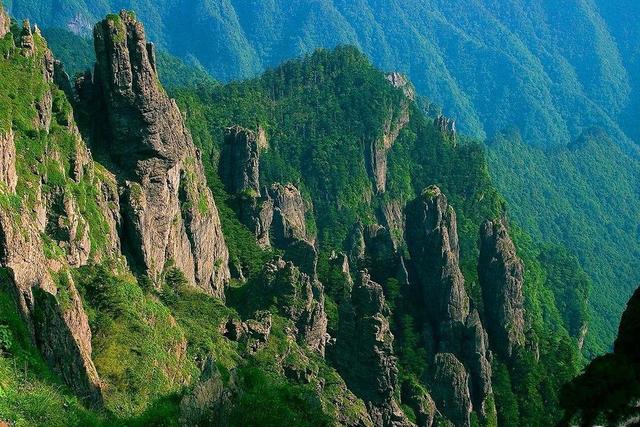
top-left (93, 11), bottom-right (185, 172)
top-left (220, 125), bottom-right (261, 196)
top-left (406, 186), bottom-right (469, 326)
top-left (269, 183), bottom-right (311, 245)
top-left (405, 187), bottom-right (496, 422)
top-left (20, 20), bottom-right (35, 56)
top-left (434, 115), bottom-right (456, 144)
top-left (335, 270), bottom-right (412, 426)
top-left (365, 92), bottom-right (411, 194)
top-left (478, 219), bottom-right (526, 358)
top-left (431, 353), bottom-right (472, 427)
top-left (262, 258), bottom-right (328, 355)
top-left (386, 72), bottom-right (416, 101)
top-left (90, 11), bottom-right (229, 296)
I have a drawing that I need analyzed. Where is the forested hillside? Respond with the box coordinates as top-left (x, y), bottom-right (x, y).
top-left (8, 0), bottom-right (640, 355)
top-left (0, 9), bottom-right (589, 426)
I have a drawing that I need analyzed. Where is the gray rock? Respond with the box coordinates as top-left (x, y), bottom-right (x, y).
top-left (269, 183), bottom-right (311, 245)
top-left (0, 129), bottom-right (17, 192)
top-left (0, 210), bottom-right (102, 405)
top-left (179, 357), bottom-right (237, 427)
top-left (478, 219), bottom-right (526, 358)
top-left (20, 20), bottom-right (35, 56)
top-left (431, 353), bottom-right (471, 427)
top-left (261, 258), bottom-right (328, 355)
top-left (406, 186), bottom-right (469, 327)
top-left (434, 115), bottom-right (456, 144)
top-left (336, 270), bottom-right (413, 426)
top-left (386, 72), bottom-right (416, 101)
top-left (92, 11), bottom-right (229, 297)
top-left (365, 100), bottom-right (410, 194)
top-left (245, 311), bottom-right (272, 354)
top-left (220, 126), bottom-right (261, 196)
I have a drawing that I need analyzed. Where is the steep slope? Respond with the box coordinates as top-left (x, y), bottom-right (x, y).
top-left (4, 0), bottom-right (635, 146)
top-left (9, 0), bottom-right (639, 356)
top-left (0, 8), bottom-right (591, 427)
top-left (173, 45), bottom-right (586, 426)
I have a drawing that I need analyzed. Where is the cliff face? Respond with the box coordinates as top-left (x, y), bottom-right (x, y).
top-left (261, 258), bottom-right (329, 355)
top-left (406, 186), bottom-right (494, 425)
top-left (406, 186), bottom-right (469, 327)
top-left (90, 11), bottom-right (229, 297)
top-left (0, 21), bottom-right (106, 405)
top-left (0, 129), bottom-right (16, 192)
top-left (0, 6), bottom-right (9, 38)
top-left (335, 270), bottom-right (412, 426)
top-left (220, 126), bottom-right (261, 196)
top-left (478, 219), bottom-right (526, 358)
top-left (365, 93), bottom-right (410, 194)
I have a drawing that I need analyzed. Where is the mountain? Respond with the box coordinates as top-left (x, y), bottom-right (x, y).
top-left (4, 0), bottom-right (636, 145)
top-left (7, 0), bottom-right (639, 355)
top-left (0, 9), bottom-right (588, 426)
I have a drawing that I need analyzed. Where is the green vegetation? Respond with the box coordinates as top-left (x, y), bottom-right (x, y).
top-left (170, 46), bottom-right (585, 426)
top-left (488, 131), bottom-right (640, 355)
top-left (15, 0), bottom-right (640, 357)
top-left (0, 10), bottom-right (601, 426)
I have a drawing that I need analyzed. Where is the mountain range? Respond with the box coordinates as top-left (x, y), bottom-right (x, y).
top-left (0, 8), bottom-right (594, 426)
top-left (6, 0), bottom-right (640, 355)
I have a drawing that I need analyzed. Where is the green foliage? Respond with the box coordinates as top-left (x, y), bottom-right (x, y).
top-left (229, 366), bottom-right (330, 426)
top-left (488, 131), bottom-right (640, 355)
top-left (560, 354), bottom-right (640, 426)
top-left (73, 264), bottom-right (194, 417)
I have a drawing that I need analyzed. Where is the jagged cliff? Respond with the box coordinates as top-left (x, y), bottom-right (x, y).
top-left (0, 9), bottom-right (586, 427)
top-left (0, 18), bottom-right (110, 405)
top-left (88, 12), bottom-right (229, 297)
top-left (406, 186), bottom-right (494, 426)
top-left (478, 219), bottom-right (526, 358)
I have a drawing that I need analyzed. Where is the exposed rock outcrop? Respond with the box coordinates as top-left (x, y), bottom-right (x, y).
top-left (244, 311), bottom-right (272, 354)
top-left (434, 115), bottom-right (456, 144)
top-left (478, 219), bottom-right (526, 358)
top-left (402, 380), bottom-right (436, 427)
top-left (270, 183), bottom-right (311, 245)
top-left (0, 6), bottom-right (9, 38)
top-left (20, 20), bottom-right (35, 56)
top-left (220, 126), bottom-right (261, 196)
top-left (386, 72), bottom-right (416, 101)
top-left (46, 190), bottom-right (91, 267)
top-left (261, 258), bottom-right (328, 355)
top-left (179, 357), bottom-right (237, 427)
top-left (336, 270), bottom-right (412, 426)
top-left (431, 353), bottom-right (472, 427)
top-left (90, 11), bottom-right (229, 297)
top-left (0, 129), bottom-right (16, 192)
top-left (406, 186), bottom-right (494, 421)
top-left (406, 186), bottom-right (469, 328)
top-left (0, 210), bottom-right (102, 404)
top-left (365, 100), bottom-right (410, 194)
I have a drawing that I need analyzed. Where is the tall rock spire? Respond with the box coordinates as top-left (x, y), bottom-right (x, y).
top-left (406, 186), bottom-right (495, 425)
top-left (478, 219), bottom-right (526, 358)
top-left (91, 11), bottom-right (229, 297)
